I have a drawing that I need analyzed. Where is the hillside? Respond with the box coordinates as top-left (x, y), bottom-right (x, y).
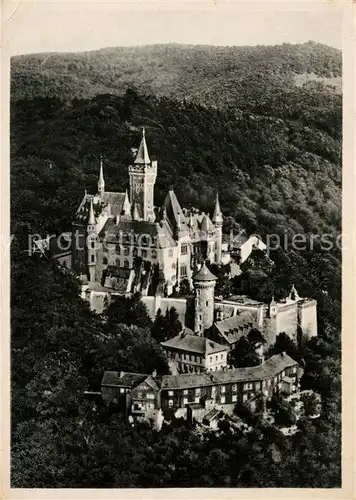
top-left (11, 42), bottom-right (342, 107)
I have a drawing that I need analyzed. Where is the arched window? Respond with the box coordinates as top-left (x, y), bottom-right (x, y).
top-left (103, 256), bottom-right (108, 265)
top-left (123, 260), bottom-right (129, 268)
top-left (168, 249), bottom-right (173, 257)
top-left (133, 248), bottom-right (138, 257)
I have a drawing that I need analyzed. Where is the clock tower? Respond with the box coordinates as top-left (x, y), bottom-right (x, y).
top-left (128, 128), bottom-right (157, 222)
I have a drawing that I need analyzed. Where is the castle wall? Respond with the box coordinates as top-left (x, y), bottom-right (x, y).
top-left (141, 295), bottom-right (188, 325)
top-left (298, 300), bottom-right (318, 338)
top-left (275, 303), bottom-right (299, 342)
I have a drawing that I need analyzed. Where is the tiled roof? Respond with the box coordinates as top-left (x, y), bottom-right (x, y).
top-left (161, 334), bottom-right (228, 355)
top-left (101, 371), bottom-right (148, 388)
top-left (100, 218), bottom-right (176, 248)
top-left (101, 354), bottom-right (298, 392)
top-left (161, 353), bottom-right (298, 390)
top-left (214, 311), bottom-right (255, 345)
top-left (193, 262), bottom-right (217, 282)
top-left (163, 189), bottom-right (185, 230)
top-left (101, 192), bottom-right (126, 216)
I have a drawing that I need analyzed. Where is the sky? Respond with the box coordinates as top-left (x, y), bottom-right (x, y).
top-left (3, 2), bottom-right (343, 56)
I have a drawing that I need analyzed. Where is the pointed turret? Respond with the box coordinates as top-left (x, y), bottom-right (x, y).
top-left (132, 202), bottom-right (141, 221)
top-left (289, 285), bottom-right (300, 301)
top-left (88, 199), bottom-right (95, 226)
top-left (212, 193), bottom-right (223, 265)
top-left (212, 193), bottom-right (223, 224)
top-left (98, 157), bottom-right (105, 196)
top-left (134, 127), bottom-right (150, 165)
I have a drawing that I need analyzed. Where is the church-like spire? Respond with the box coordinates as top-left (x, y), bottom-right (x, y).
top-left (98, 156), bottom-right (105, 196)
top-left (134, 127), bottom-right (150, 165)
top-left (212, 193), bottom-right (223, 224)
top-left (88, 199), bottom-right (95, 226)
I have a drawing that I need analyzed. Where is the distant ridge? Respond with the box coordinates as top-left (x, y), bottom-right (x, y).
top-left (11, 41), bottom-right (341, 103)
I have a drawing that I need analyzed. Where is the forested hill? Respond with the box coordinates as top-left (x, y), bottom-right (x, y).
top-left (11, 90), bottom-right (341, 241)
top-left (11, 42), bottom-right (341, 105)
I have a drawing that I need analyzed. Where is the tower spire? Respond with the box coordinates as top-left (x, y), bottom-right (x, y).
top-left (98, 156), bottom-right (105, 196)
top-left (212, 193), bottom-right (223, 224)
top-left (88, 198), bottom-right (95, 226)
top-left (134, 128), bottom-right (150, 164)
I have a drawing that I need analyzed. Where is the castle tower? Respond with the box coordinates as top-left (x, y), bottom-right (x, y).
top-left (98, 157), bottom-right (105, 197)
top-left (212, 193), bottom-right (223, 264)
top-left (87, 199), bottom-right (96, 282)
top-left (193, 262), bottom-right (217, 335)
top-left (128, 128), bottom-right (157, 222)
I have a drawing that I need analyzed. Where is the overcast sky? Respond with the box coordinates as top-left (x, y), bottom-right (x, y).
top-left (4, 2), bottom-right (343, 56)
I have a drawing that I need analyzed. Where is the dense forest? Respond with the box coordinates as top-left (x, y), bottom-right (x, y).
top-left (10, 42), bottom-right (342, 487)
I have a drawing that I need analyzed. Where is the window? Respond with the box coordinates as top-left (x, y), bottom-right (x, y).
top-left (123, 260), bottom-right (129, 268)
top-left (232, 384), bottom-right (237, 392)
top-left (206, 301), bottom-right (209, 306)
top-left (171, 275), bottom-right (176, 282)
top-left (195, 397), bottom-right (200, 403)
top-left (168, 249), bottom-right (173, 257)
top-left (180, 265), bottom-right (187, 277)
top-left (91, 255), bottom-right (95, 263)
top-left (91, 241), bottom-right (95, 249)
top-left (147, 403), bottom-right (154, 409)
top-left (171, 262), bottom-right (176, 269)
top-left (243, 393), bottom-right (248, 402)
top-left (232, 395), bottom-right (237, 403)
top-left (221, 396), bottom-right (226, 404)
top-left (221, 353), bottom-right (224, 360)
top-left (216, 355), bottom-right (218, 361)
top-left (221, 386), bottom-right (226, 393)
top-left (116, 244), bottom-right (121, 254)
top-left (211, 386), bottom-right (216, 395)
top-left (183, 398), bottom-right (188, 405)
top-left (181, 244), bottom-right (188, 255)
top-left (115, 258), bottom-right (120, 266)
top-left (147, 393), bottom-right (155, 399)
top-left (183, 389), bottom-right (188, 395)
top-left (168, 390), bottom-right (174, 396)
top-left (124, 247), bottom-right (130, 256)
top-left (136, 392), bottom-right (142, 398)
top-left (195, 388), bottom-right (200, 396)
top-left (119, 388), bottom-right (125, 394)
top-left (141, 249), bottom-right (147, 258)
top-left (209, 356), bottom-right (212, 363)
top-left (103, 257), bottom-right (108, 265)
top-left (151, 249), bottom-right (157, 258)
top-left (133, 248), bottom-right (138, 257)
top-left (141, 236), bottom-right (148, 246)
top-left (168, 399), bottom-right (173, 407)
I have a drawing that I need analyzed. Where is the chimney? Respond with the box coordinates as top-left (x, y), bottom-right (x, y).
top-left (281, 351), bottom-right (285, 358)
top-left (119, 371), bottom-right (124, 378)
top-left (152, 369), bottom-right (157, 378)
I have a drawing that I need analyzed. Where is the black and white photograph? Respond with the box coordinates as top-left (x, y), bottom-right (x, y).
top-left (3, 0), bottom-right (353, 494)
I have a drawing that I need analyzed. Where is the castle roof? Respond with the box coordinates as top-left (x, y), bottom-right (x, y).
top-left (214, 311), bottom-right (256, 345)
top-left (101, 192), bottom-right (127, 216)
top-left (163, 188), bottom-right (185, 231)
top-left (134, 128), bottom-right (150, 164)
top-left (193, 262), bottom-right (217, 282)
top-left (161, 334), bottom-right (228, 356)
top-left (201, 213), bottom-right (213, 233)
top-left (100, 218), bottom-right (176, 249)
top-left (160, 353), bottom-right (298, 390)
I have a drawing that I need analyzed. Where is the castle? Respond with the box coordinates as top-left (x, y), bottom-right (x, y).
top-left (72, 128), bottom-right (223, 296)
top-left (74, 128), bottom-right (317, 371)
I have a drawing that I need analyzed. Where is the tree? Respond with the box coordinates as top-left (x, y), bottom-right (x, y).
top-left (267, 332), bottom-right (299, 361)
top-left (230, 336), bottom-right (260, 368)
top-left (151, 308), bottom-right (166, 343)
top-left (104, 292), bottom-right (152, 329)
